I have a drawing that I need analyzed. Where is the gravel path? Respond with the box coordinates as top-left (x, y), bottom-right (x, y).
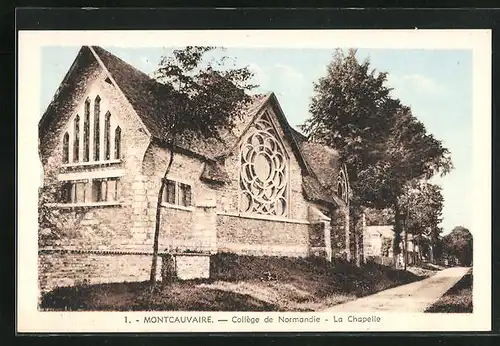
top-left (323, 267), bottom-right (470, 312)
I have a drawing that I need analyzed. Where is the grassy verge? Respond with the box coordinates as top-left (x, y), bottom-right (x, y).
top-left (425, 270), bottom-right (473, 313)
top-left (40, 253), bottom-right (435, 311)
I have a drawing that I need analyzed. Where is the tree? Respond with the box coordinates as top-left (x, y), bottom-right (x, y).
top-left (383, 107), bottom-right (452, 267)
top-left (364, 207), bottom-right (394, 226)
top-left (442, 226), bottom-right (473, 266)
top-left (302, 49), bottom-right (452, 267)
top-left (302, 49), bottom-right (396, 265)
top-left (398, 181), bottom-right (445, 267)
top-left (149, 47), bottom-right (256, 285)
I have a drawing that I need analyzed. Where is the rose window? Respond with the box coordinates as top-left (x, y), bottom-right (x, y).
top-left (239, 113), bottom-right (289, 217)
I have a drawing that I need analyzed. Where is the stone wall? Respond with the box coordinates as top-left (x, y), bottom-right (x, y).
top-left (172, 254), bottom-right (210, 280)
top-left (330, 206), bottom-right (350, 260)
top-left (216, 214), bottom-right (310, 257)
top-left (39, 60), bottom-right (153, 250)
top-left (141, 143), bottom-right (218, 253)
top-left (38, 250), bottom-right (157, 294)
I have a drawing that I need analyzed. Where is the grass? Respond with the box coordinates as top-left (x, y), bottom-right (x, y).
top-left (40, 253), bottom-right (435, 312)
top-left (425, 270), bottom-right (473, 313)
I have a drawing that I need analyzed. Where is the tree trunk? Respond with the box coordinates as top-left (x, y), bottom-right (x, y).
top-left (350, 207), bottom-right (361, 267)
top-left (150, 148), bottom-right (175, 286)
top-left (403, 220), bottom-right (408, 271)
top-left (344, 207), bottom-right (351, 262)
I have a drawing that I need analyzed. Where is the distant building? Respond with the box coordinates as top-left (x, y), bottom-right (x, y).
top-left (362, 214), bottom-right (422, 267)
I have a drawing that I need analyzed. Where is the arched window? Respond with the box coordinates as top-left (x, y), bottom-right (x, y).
top-left (62, 132), bottom-right (69, 163)
top-left (104, 111), bottom-right (111, 160)
top-left (114, 126), bottom-right (121, 159)
top-left (73, 114), bottom-right (80, 162)
top-left (239, 112), bottom-right (289, 217)
top-left (93, 95), bottom-right (101, 161)
top-left (83, 98), bottom-right (90, 162)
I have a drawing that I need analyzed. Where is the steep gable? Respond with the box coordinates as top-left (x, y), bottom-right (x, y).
top-left (90, 46), bottom-right (169, 138)
top-left (39, 46), bottom-right (102, 142)
top-left (228, 93), bottom-right (312, 174)
top-left (40, 46), bottom-right (348, 208)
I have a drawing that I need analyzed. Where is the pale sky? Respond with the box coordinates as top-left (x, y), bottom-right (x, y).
top-left (40, 46), bottom-right (472, 234)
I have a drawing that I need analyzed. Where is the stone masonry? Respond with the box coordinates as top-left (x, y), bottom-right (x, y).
top-left (38, 46), bottom-right (352, 294)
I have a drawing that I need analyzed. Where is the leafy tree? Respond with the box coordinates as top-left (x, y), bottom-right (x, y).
top-left (302, 49), bottom-right (452, 267)
top-left (442, 226), bottom-right (473, 266)
top-left (398, 181), bottom-right (444, 267)
top-left (364, 207), bottom-right (394, 226)
top-left (149, 47), bottom-right (256, 284)
top-left (302, 49), bottom-right (396, 265)
top-left (384, 108), bottom-right (452, 266)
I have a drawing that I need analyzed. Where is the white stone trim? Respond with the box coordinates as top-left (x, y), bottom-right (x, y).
top-left (62, 159), bottom-right (122, 168)
top-left (161, 202), bottom-right (194, 212)
top-left (164, 174), bottom-right (192, 186)
top-left (217, 211), bottom-right (310, 225)
top-left (58, 169), bottom-right (125, 181)
top-left (45, 201), bottom-right (123, 208)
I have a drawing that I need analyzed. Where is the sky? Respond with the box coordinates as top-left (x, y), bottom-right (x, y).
top-left (40, 46), bottom-right (473, 234)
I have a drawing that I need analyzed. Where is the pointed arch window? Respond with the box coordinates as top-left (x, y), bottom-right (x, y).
top-left (83, 98), bottom-right (90, 162)
top-left (337, 169), bottom-right (348, 203)
top-left (104, 111), bottom-right (111, 160)
top-left (93, 95), bottom-right (101, 161)
top-left (62, 94), bottom-right (122, 168)
top-left (73, 114), bottom-right (80, 162)
top-left (62, 132), bottom-right (69, 163)
top-left (239, 112), bottom-right (290, 217)
top-left (114, 126), bottom-right (121, 159)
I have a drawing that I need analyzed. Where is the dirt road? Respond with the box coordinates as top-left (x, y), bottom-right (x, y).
top-left (323, 266), bottom-right (471, 312)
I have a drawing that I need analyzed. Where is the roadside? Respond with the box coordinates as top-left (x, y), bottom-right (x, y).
top-left (323, 266), bottom-right (470, 312)
top-left (425, 268), bottom-right (473, 313)
top-left (40, 253), bottom-right (440, 311)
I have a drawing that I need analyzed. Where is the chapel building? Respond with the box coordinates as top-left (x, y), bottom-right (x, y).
top-left (38, 46), bottom-right (353, 292)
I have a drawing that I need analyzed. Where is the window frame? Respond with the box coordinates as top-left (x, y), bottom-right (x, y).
top-left (161, 178), bottom-right (193, 210)
top-left (61, 93), bottom-right (123, 168)
top-left (57, 175), bottom-right (122, 207)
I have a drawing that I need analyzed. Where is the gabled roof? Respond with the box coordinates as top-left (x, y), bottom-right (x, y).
top-left (40, 46), bottom-right (348, 207)
top-left (91, 46), bottom-right (170, 138)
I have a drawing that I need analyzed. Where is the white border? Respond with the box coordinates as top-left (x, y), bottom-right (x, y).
top-left (17, 29), bottom-right (491, 333)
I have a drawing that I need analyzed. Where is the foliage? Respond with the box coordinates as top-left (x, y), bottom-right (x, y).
top-left (364, 207), bottom-right (394, 226)
top-left (398, 180), bottom-right (445, 261)
top-left (442, 226), bottom-right (473, 266)
top-left (302, 48), bottom-right (395, 209)
top-left (38, 162), bottom-right (85, 247)
top-left (381, 237), bottom-right (392, 257)
top-left (148, 46), bottom-right (257, 284)
top-left (302, 49), bottom-right (452, 265)
top-left (153, 46), bottom-right (257, 141)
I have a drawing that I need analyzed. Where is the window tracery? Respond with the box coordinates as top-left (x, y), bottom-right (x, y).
top-left (239, 112), bottom-right (289, 217)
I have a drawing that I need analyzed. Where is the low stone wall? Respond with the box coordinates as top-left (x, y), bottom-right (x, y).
top-left (164, 253), bottom-right (210, 280)
top-left (38, 249), bottom-right (155, 293)
top-left (39, 249), bottom-right (212, 293)
top-left (216, 214), bottom-right (310, 257)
